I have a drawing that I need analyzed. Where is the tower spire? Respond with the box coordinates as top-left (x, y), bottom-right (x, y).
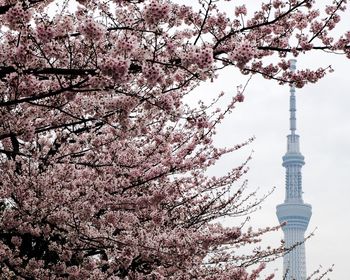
top-left (289, 59), bottom-right (297, 135)
top-left (276, 59), bottom-right (312, 280)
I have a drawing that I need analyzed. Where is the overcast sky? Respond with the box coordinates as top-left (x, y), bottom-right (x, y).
top-left (190, 35), bottom-right (350, 280)
top-left (204, 53), bottom-right (350, 279)
top-left (175, 0), bottom-right (350, 278)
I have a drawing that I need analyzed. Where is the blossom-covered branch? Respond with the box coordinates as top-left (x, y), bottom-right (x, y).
top-left (0, 0), bottom-right (348, 278)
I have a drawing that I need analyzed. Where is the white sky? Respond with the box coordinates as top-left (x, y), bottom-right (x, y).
top-left (206, 53), bottom-right (350, 278)
top-left (192, 40), bottom-right (350, 280)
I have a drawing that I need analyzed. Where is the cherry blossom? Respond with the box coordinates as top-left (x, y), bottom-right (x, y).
top-left (0, 0), bottom-right (348, 278)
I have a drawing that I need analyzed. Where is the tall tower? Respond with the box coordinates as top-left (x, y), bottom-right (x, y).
top-left (276, 59), bottom-right (312, 280)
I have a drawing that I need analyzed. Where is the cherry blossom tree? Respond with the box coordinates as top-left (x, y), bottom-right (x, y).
top-left (0, 0), bottom-right (349, 279)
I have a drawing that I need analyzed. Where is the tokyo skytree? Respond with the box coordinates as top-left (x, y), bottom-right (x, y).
top-left (276, 59), bottom-right (312, 280)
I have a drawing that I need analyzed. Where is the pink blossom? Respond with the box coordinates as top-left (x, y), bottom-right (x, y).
top-left (229, 40), bottom-right (256, 67)
top-left (100, 56), bottom-right (130, 82)
top-left (4, 3), bottom-right (31, 29)
top-left (144, 1), bottom-right (170, 26)
top-left (0, 0), bottom-right (347, 279)
top-left (10, 236), bottom-right (22, 247)
top-left (235, 5), bottom-right (247, 17)
top-left (79, 17), bottom-right (105, 40)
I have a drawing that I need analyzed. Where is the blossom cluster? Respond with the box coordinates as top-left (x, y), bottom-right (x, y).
top-left (196, 46), bottom-right (214, 69)
top-left (4, 3), bottom-right (32, 29)
top-left (143, 63), bottom-right (165, 86)
top-left (100, 56), bottom-right (130, 82)
top-left (229, 40), bottom-right (256, 67)
top-left (180, 46), bottom-right (214, 71)
top-left (36, 23), bottom-right (55, 42)
top-left (117, 35), bottom-right (137, 53)
top-left (79, 17), bottom-right (105, 41)
top-left (235, 5), bottom-right (247, 17)
top-left (54, 15), bottom-right (75, 37)
top-left (143, 1), bottom-right (171, 26)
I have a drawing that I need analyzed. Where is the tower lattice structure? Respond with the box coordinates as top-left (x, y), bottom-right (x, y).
top-left (276, 59), bottom-right (312, 280)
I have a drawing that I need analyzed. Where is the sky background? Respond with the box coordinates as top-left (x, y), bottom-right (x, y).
top-left (201, 52), bottom-right (350, 279)
top-left (189, 33), bottom-right (350, 280)
top-left (180, 1), bottom-right (350, 277)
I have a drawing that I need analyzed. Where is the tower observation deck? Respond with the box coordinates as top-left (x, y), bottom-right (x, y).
top-left (276, 59), bottom-right (312, 280)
